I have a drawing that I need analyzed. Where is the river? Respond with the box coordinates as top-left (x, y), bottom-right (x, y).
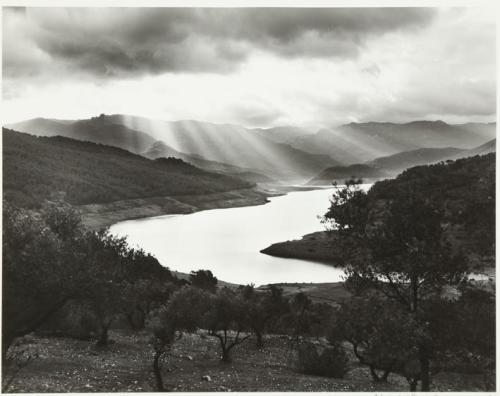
top-left (110, 187), bottom-right (348, 286)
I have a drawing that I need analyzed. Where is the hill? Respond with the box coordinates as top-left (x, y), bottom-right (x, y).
top-left (6, 115), bottom-right (157, 154)
top-left (104, 114), bottom-right (340, 179)
top-left (289, 121), bottom-right (496, 164)
top-left (143, 141), bottom-right (273, 183)
top-left (2, 128), bottom-right (253, 209)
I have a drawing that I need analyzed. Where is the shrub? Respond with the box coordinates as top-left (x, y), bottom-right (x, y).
top-left (297, 341), bottom-right (349, 378)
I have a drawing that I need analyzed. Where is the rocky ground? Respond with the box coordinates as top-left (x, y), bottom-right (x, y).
top-left (4, 330), bottom-right (490, 393)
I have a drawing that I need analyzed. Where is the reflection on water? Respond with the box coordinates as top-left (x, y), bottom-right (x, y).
top-left (110, 188), bottom-right (349, 286)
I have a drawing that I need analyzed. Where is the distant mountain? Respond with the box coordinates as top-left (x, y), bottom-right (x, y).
top-left (308, 142), bottom-right (496, 185)
top-left (6, 115), bottom-right (157, 154)
top-left (104, 114), bottom-right (340, 179)
top-left (3, 128), bottom-right (252, 209)
top-left (289, 121), bottom-right (496, 164)
top-left (252, 126), bottom-right (315, 145)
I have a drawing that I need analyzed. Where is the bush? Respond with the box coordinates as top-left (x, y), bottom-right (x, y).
top-left (297, 341), bottom-right (349, 378)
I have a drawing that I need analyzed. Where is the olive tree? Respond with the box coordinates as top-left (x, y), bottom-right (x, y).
top-left (324, 180), bottom-right (468, 391)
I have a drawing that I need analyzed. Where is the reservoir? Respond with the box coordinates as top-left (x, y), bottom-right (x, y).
top-left (110, 187), bottom-right (347, 285)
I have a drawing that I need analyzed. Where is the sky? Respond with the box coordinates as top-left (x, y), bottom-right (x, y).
top-left (2, 6), bottom-right (497, 128)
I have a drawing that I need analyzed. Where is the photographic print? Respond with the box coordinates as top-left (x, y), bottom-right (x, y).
top-left (1, 2), bottom-right (496, 392)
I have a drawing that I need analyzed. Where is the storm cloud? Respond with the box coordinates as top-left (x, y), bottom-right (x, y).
top-left (1, 7), bottom-right (495, 127)
top-left (3, 7), bottom-right (436, 78)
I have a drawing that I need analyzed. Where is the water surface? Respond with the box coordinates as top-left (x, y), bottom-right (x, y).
top-left (110, 188), bottom-right (347, 285)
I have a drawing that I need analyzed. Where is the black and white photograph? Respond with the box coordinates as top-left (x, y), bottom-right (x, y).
top-left (1, 1), bottom-right (496, 392)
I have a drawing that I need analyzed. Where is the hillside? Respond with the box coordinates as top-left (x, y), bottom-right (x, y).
top-left (6, 329), bottom-right (486, 393)
top-left (104, 114), bottom-right (340, 179)
top-left (6, 115), bottom-right (157, 154)
top-left (2, 128), bottom-right (253, 209)
top-left (143, 141), bottom-right (272, 182)
top-left (460, 138), bottom-right (496, 157)
top-left (367, 146), bottom-right (465, 173)
top-left (290, 121), bottom-right (496, 164)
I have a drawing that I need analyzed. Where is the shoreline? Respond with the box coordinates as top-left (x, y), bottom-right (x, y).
top-left (78, 187), bottom-right (271, 230)
top-left (78, 183), bottom-right (330, 231)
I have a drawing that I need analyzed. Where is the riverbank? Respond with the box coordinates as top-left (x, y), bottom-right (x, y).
top-left (78, 183), bottom-right (331, 230)
top-left (78, 187), bottom-right (272, 230)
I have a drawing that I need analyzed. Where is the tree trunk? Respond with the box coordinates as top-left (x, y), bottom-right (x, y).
top-left (2, 333), bottom-right (15, 366)
top-left (221, 347), bottom-right (231, 363)
top-left (369, 366), bottom-right (380, 382)
top-left (153, 350), bottom-right (164, 392)
top-left (96, 324), bottom-right (110, 347)
top-left (126, 310), bottom-right (146, 331)
top-left (420, 355), bottom-right (430, 391)
top-left (369, 366), bottom-right (390, 382)
top-left (409, 379), bottom-right (418, 392)
top-left (255, 331), bottom-right (264, 348)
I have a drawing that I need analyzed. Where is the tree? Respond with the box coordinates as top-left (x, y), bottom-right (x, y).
top-left (189, 269), bottom-right (218, 293)
top-left (122, 279), bottom-right (174, 330)
top-left (149, 287), bottom-right (211, 391)
top-left (120, 249), bottom-right (178, 330)
top-left (330, 295), bottom-right (423, 386)
top-left (241, 284), bottom-right (288, 347)
top-left (324, 180), bottom-right (469, 391)
top-left (74, 230), bottom-right (132, 347)
top-left (2, 202), bottom-right (83, 359)
top-left (205, 288), bottom-right (251, 362)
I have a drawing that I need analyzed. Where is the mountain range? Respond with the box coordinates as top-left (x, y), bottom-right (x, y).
top-left (258, 121), bottom-right (496, 164)
top-left (6, 115), bottom-right (496, 182)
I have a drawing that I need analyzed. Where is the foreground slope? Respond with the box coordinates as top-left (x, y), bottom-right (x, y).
top-left (2, 128), bottom-right (253, 209)
top-left (6, 329), bottom-right (486, 392)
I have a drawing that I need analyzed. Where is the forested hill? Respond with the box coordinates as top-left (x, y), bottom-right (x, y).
top-left (366, 153), bottom-right (495, 261)
top-left (3, 128), bottom-right (252, 208)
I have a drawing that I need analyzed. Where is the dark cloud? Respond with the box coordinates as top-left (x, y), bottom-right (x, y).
top-left (3, 7), bottom-right (436, 79)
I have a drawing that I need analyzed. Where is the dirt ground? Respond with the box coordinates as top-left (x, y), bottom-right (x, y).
top-left (3, 329), bottom-right (491, 393)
